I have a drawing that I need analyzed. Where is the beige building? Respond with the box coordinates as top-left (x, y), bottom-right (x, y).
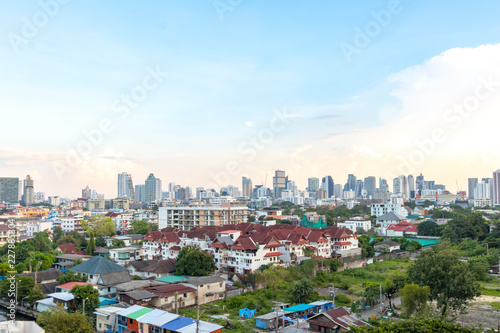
top-left (158, 202), bottom-right (249, 230)
top-left (182, 276), bottom-right (226, 304)
top-left (87, 199), bottom-right (105, 210)
top-left (146, 283), bottom-right (197, 311)
top-left (112, 198), bottom-right (130, 210)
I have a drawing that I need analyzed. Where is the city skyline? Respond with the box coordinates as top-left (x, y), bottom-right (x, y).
top-left (2, 2), bottom-right (500, 197)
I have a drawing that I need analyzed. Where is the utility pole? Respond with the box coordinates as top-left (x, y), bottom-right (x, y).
top-left (330, 283), bottom-right (335, 308)
top-left (196, 296), bottom-right (200, 333)
top-left (174, 291), bottom-right (178, 314)
top-left (272, 301), bottom-right (288, 333)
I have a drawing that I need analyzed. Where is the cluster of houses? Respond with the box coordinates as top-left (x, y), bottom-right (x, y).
top-left (142, 223), bottom-right (361, 274)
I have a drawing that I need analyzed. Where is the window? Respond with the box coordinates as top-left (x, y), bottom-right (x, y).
top-left (129, 318), bottom-right (133, 324)
top-left (183, 293), bottom-right (187, 297)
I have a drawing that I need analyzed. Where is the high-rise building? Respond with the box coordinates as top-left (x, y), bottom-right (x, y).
top-left (408, 174), bottom-right (415, 198)
top-left (82, 185), bottom-right (92, 199)
top-left (307, 177), bottom-right (320, 192)
top-left (468, 178), bottom-right (478, 200)
top-left (364, 176), bottom-right (376, 198)
top-left (273, 170), bottom-right (286, 198)
top-left (0, 177), bottom-right (19, 204)
top-left (474, 180), bottom-right (492, 200)
top-left (321, 176), bottom-right (334, 198)
top-left (379, 178), bottom-right (389, 193)
top-left (22, 175), bottom-right (34, 206)
top-left (135, 184), bottom-right (145, 203)
top-left (345, 174), bottom-right (357, 191)
top-left (334, 184), bottom-right (342, 198)
top-left (355, 179), bottom-right (364, 197)
top-left (118, 172), bottom-right (135, 199)
top-left (242, 177), bottom-right (253, 198)
top-left (145, 173), bottom-right (162, 202)
top-left (393, 177), bottom-right (400, 194)
top-left (416, 173), bottom-right (424, 193)
top-left (493, 170), bottom-right (500, 205)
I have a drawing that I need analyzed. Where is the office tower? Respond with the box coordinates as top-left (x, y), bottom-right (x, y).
top-left (242, 177), bottom-right (253, 198)
top-left (364, 176), bottom-right (376, 198)
top-left (393, 177), bottom-right (400, 194)
top-left (345, 174), bottom-right (357, 191)
top-left (82, 185), bottom-right (92, 199)
top-left (334, 184), bottom-right (342, 198)
top-left (493, 170), bottom-right (500, 205)
top-left (307, 177), bottom-right (320, 192)
top-left (48, 196), bottom-right (60, 206)
top-left (407, 174), bottom-right (415, 198)
top-left (21, 175), bottom-right (34, 206)
top-left (416, 173), bottom-right (424, 193)
top-left (468, 178), bottom-right (478, 199)
top-left (354, 179), bottom-right (363, 197)
top-left (379, 178), bottom-right (389, 193)
top-left (273, 170), bottom-right (286, 198)
top-left (399, 175), bottom-right (408, 198)
top-left (118, 172), bottom-right (135, 199)
top-left (145, 173), bottom-right (162, 202)
top-left (135, 184), bottom-right (145, 202)
top-left (321, 176), bottom-right (334, 198)
top-left (474, 180), bottom-right (491, 199)
top-left (0, 177), bottom-right (19, 204)
top-left (185, 186), bottom-right (193, 199)
top-left (423, 181), bottom-right (435, 191)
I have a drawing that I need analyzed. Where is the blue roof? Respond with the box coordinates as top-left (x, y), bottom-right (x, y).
top-left (71, 256), bottom-right (127, 275)
top-left (285, 304), bottom-right (316, 313)
top-left (99, 297), bottom-right (118, 306)
top-left (161, 317), bottom-right (196, 330)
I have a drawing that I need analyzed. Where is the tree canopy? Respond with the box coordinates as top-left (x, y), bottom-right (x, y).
top-left (37, 307), bottom-right (94, 333)
top-left (128, 219), bottom-right (152, 235)
top-left (350, 318), bottom-right (479, 332)
top-left (408, 248), bottom-right (480, 316)
top-left (70, 284), bottom-right (100, 315)
top-left (81, 215), bottom-right (116, 237)
top-left (288, 278), bottom-right (316, 303)
top-left (175, 245), bottom-right (216, 276)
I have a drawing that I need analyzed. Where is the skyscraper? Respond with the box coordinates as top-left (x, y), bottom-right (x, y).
top-left (364, 176), bottom-right (376, 198)
top-left (273, 170), bottom-right (286, 198)
top-left (379, 178), bottom-right (389, 193)
top-left (22, 175), bottom-right (34, 206)
top-left (346, 174), bottom-right (357, 191)
top-left (82, 185), bottom-right (92, 199)
top-left (307, 177), bottom-right (320, 192)
top-left (118, 172), bottom-right (135, 199)
top-left (321, 176), bottom-right (334, 198)
top-left (355, 179), bottom-right (364, 197)
top-left (145, 173), bottom-right (162, 202)
top-left (0, 177), bottom-right (19, 204)
top-left (468, 178), bottom-right (478, 200)
top-left (135, 184), bottom-right (145, 203)
top-left (408, 174), bottom-right (415, 198)
top-left (493, 170), bottom-right (500, 205)
top-left (416, 173), bottom-right (424, 193)
top-left (242, 177), bottom-right (253, 198)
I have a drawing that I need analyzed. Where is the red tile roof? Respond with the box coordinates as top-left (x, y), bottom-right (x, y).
top-left (57, 282), bottom-right (98, 290)
top-left (386, 222), bottom-right (418, 232)
top-left (264, 252), bottom-right (282, 257)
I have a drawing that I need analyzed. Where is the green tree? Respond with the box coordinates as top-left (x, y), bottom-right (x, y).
top-left (95, 236), bottom-right (106, 247)
top-left (383, 276), bottom-right (406, 309)
top-left (57, 270), bottom-right (88, 284)
top-left (329, 258), bottom-right (342, 272)
top-left (37, 307), bottom-right (94, 333)
top-left (288, 278), bottom-right (315, 304)
top-left (400, 283), bottom-right (430, 317)
top-left (129, 219), bottom-right (151, 235)
top-left (0, 276), bottom-right (34, 300)
top-left (175, 245), bottom-right (216, 276)
top-left (52, 226), bottom-right (64, 244)
top-left (25, 252), bottom-right (55, 271)
top-left (408, 249), bottom-right (480, 316)
top-left (30, 284), bottom-right (45, 303)
top-left (85, 232), bottom-right (96, 256)
top-left (56, 236), bottom-right (80, 248)
top-left (70, 284), bottom-right (100, 315)
top-left (417, 221), bottom-right (442, 237)
top-left (110, 238), bottom-right (125, 249)
top-left (468, 256), bottom-right (490, 281)
top-left (81, 215), bottom-right (116, 237)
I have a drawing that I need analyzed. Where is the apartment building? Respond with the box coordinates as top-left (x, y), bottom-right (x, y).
top-left (158, 202), bottom-right (249, 230)
top-left (337, 216), bottom-right (372, 232)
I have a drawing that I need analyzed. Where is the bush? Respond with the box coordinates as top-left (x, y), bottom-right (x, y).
top-left (335, 293), bottom-right (351, 306)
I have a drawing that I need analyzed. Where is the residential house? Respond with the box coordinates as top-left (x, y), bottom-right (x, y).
top-left (145, 283), bottom-right (197, 311)
top-left (109, 246), bottom-right (141, 266)
top-left (182, 276), bottom-right (226, 304)
top-left (119, 289), bottom-right (156, 306)
top-left (373, 240), bottom-right (401, 253)
top-left (70, 256), bottom-right (131, 285)
top-left (337, 216), bottom-right (372, 232)
top-left (95, 305), bottom-right (127, 333)
top-left (385, 221), bottom-right (418, 237)
top-left (307, 307), bottom-right (369, 332)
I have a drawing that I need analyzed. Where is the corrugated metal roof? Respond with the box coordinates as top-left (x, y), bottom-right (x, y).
top-left (137, 310), bottom-right (179, 326)
top-left (284, 304), bottom-right (315, 313)
top-left (117, 305), bottom-right (145, 317)
top-left (161, 317), bottom-right (196, 330)
top-left (127, 307), bottom-right (154, 320)
top-left (177, 321), bottom-right (224, 333)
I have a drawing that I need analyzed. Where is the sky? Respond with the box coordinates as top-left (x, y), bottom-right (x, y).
top-left (1, 0), bottom-right (500, 198)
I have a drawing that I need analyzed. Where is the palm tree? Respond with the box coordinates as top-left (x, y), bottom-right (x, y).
top-left (289, 278), bottom-right (314, 304)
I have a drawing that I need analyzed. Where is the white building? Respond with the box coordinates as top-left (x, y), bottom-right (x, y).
top-left (26, 221), bottom-right (53, 237)
top-left (371, 203), bottom-right (408, 218)
top-left (60, 216), bottom-right (84, 233)
top-left (338, 216), bottom-right (371, 232)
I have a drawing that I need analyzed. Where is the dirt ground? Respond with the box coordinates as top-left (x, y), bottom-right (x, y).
top-left (455, 296), bottom-right (500, 330)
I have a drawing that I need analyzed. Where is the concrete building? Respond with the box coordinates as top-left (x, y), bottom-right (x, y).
top-left (371, 203), bottom-right (407, 217)
top-left (493, 170), bottom-right (500, 205)
top-left (273, 170), bottom-right (286, 198)
top-left (82, 185), bottom-right (92, 200)
top-left (158, 202), bottom-right (249, 230)
top-left (364, 176), bottom-right (376, 198)
top-left (118, 172), bottom-right (135, 199)
top-left (0, 177), bottom-right (19, 204)
top-left (469, 177), bottom-right (479, 200)
top-left (145, 173), bottom-right (162, 203)
top-left (21, 175), bottom-right (34, 206)
top-left (338, 216), bottom-right (372, 232)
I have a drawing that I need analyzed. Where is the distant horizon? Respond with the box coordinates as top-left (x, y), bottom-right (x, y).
top-left (2, 2), bottom-right (500, 198)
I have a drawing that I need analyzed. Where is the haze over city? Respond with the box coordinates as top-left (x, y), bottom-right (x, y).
top-left (2, 1), bottom-right (500, 198)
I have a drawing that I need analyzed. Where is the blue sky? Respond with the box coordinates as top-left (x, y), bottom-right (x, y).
top-left (1, 1), bottom-right (500, 197)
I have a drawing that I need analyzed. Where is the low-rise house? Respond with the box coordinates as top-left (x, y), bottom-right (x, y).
top-left (182, 276), bottom-right (226, 304)
top-left (70, 256), bottom-right (131, 285)
top-left (113, 280), bottom-right (167, 294)
top-left (145, 283), bottom-right (197, 311)
top-left (307, 307), bottom-right (369, 332)
top-left (375, 212), bottom-right (407, 233)
top-left (337, 216), bottom-right (372, 232)
top-left (373, 240), bottom-right (401, 253)
top-left (119, 289), bottom-right (156, 306)
top-left (36, 292), bottom-right (74, 312)
top-left (55, 243), bottom-right (84, 255)
top-left (54, 254), bottom-right (92, 268)
top-left (21, 269), bottom-right (61, 295)
top-left (385, 221), bottom-right (418, 237)
top-left (126, 259), bottom-right (176, 279)
top-left (109, 246), bottom-right (141, 265)
top-left (95, 305), bottom-right (127, 333)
